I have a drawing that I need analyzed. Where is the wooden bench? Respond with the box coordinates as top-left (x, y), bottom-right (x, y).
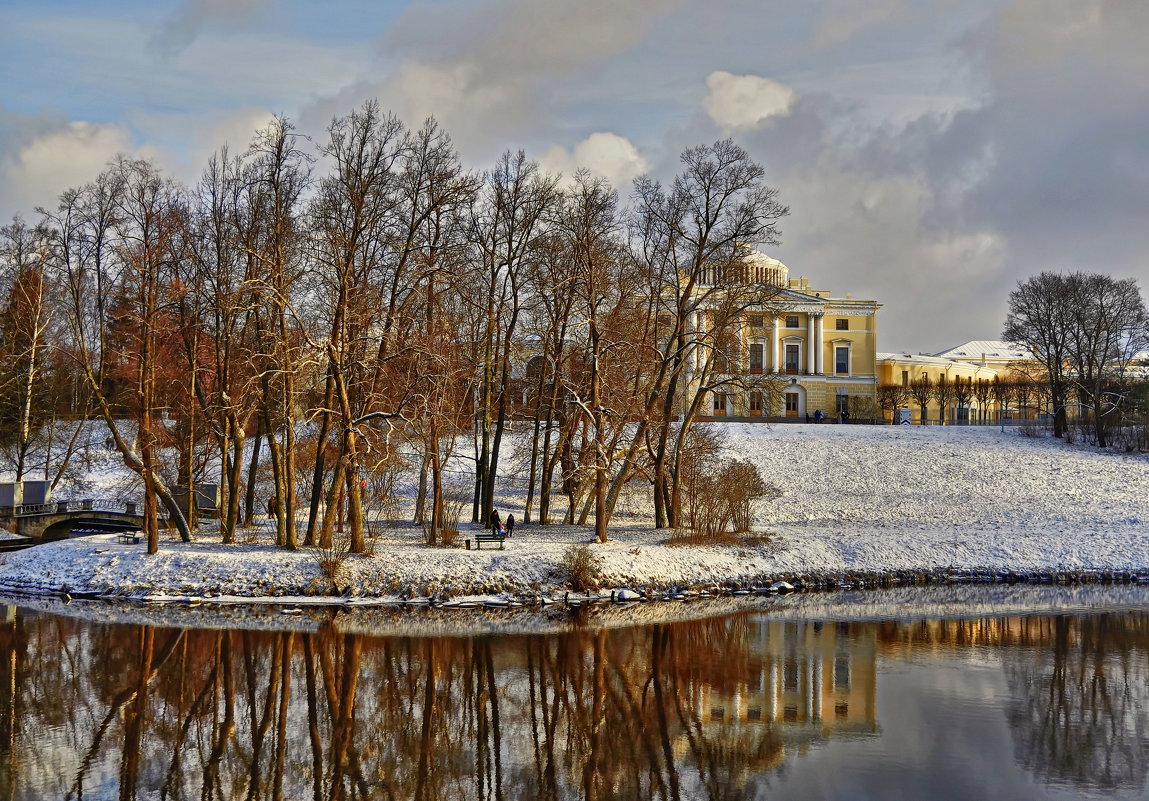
top-left (117, 531), bottom-right (141, 545)
top-left (468, 531), bottom-right (507, 550)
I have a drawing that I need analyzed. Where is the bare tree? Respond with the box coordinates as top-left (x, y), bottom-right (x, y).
top-left (182, 148), bottom-right (262, 542)
top-left (951, 376), bottom-right (973, 424)
top-left (47, 160), bottom-right (193, 550)
top-left (0, 218), bottom-right (57, 481)
top-left (632, 139), bottom-right (788, 528)
top-left (467, 151), bottom-right (559, 527)
top-left (908, 373), bottom-right (933, 425)
top-left (1065, 273), bottom-right (1148, 447)
top-left (310, 103), bottom-right (406, 552)
top-left (933, 374), bottom-right (953, 425)
top-left (972, 377), bottom-right (992, 423)
top-left (553, 171), bottom-right (630, 542)
top-left (991, 375), bottom-right (1014, 423)
top-left (1004, 272), bottom-right (1078, 438)
top-left (877, 382), bottom-right (911, 424)
top-left (246, 117), bottom-right (312, 550)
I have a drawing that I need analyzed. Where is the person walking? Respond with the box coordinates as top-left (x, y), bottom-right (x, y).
top-left (490, 508), bottom-right (501, 530)
top-left (506, 513), bottom-right (515, 538)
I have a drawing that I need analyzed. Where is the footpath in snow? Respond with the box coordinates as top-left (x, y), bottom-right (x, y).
top-left (1, 424), bottom-right (1147, 607)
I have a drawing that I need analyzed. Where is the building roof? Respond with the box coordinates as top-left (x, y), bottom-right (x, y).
top-left (932, 340), bottom-right (1033, 361)
top-left (877, 352), bottom-right (967, 368)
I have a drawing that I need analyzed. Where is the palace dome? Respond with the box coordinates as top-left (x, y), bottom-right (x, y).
top-left (742, 250), bottom-right (789, 287)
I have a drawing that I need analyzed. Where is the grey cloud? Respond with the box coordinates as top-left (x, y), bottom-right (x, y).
top-left (698, 0), bottom-right (1149, 351)
top-left (382, 0), bottom-right (685, 77)
top-left (300, 0), bottom-right (684, 162)
top-left (150, 0), bottom-right (273, 58)
top-left (952, 0), bottom-right (1149, 281)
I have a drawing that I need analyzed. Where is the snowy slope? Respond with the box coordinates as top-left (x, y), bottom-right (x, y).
top-left (0, 425), bottom-right (1146, 603)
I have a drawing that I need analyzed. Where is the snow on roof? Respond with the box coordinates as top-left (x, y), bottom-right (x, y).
top-left (933, 340), bottom-right (1033, 360)
top-left (876, 352), bottom-right (973, 367)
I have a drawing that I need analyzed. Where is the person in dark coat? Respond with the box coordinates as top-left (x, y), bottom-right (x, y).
top-left (490, 508), bottom-right (501, 530)
top-left (506, 513), bottom-right (515, 537)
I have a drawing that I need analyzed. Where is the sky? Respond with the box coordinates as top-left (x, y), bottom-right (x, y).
top-left (1, 0), bottom-right (1147, 352)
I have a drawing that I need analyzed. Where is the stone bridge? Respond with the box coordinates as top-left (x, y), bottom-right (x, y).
top-left (0, 500), bottom-right (164, 541)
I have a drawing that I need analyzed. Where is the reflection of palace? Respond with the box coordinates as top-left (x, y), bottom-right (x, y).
top-left (686, 620), bottom-right (878, 759)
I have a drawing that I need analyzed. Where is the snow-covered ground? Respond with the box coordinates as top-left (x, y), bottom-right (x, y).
top-left (1, 424), bottom-right (1147, 606)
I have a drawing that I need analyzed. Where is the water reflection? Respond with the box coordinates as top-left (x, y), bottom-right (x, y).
top-left (1, 606), bottom-right (1147, 800)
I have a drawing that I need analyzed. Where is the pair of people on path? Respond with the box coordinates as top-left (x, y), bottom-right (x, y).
top-left (490, 508), bottom-right (515, 537)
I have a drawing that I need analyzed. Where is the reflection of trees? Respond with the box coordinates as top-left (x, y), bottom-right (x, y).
top-left (8, 612), bottom-right (788, 800)
top-left (1004, 613), bottom-right (1149, 792)
top-left (1, 612), bottom-right (16, 801)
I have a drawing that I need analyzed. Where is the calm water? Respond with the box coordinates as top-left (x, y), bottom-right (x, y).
top-left (1, 600), bottom-right (1148, 801)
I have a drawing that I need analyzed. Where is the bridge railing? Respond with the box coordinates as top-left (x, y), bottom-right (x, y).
top-left (1, 499), bottom-right (139, 517)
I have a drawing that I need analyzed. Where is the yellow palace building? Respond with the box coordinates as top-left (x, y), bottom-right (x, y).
top-left (697, 252), bottom-right (882, 422)
top-left (876, 341), bottom-right (1038, 425)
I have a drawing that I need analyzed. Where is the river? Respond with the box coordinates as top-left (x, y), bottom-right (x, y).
top-left (1, 588), bottom-right (1147, 800)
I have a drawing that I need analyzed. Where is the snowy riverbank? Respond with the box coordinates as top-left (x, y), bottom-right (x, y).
top-left (1, 424), bottom-right (1147, 606)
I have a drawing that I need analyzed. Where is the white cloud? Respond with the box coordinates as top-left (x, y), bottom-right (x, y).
top-left (704, 71), bottom-right (797, 131)
top-left (0, 121), bottom-right (132, 219)
top-left (538, 132), bottom-right (650, 189)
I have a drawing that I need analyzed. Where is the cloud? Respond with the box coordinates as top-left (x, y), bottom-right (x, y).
top-left (537, 132), bottom-right (650, 188)
top-left (150, 0), bottom-right (273, 57)
top-left (812, 0), bottom-right (907, 49)
top-left (301, 0), bottom-right (683, 162)
top-left (0, 116), bottom-right (133, 220)
top-left (772, 149), bottom-right (1007, 352)
top-left (704, 71), bottom-right (797, 131)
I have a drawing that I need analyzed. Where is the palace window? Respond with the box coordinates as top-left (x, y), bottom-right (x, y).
top-left (836, 318), bottom-right (849, 331)
top-left (785, 343), bottom-right (801, 374)
top-left (834, 655), bottom-right (851, 689)
top-left (901, 369), bottom-right (909, 386)
top-left (749, 343), bottom-right (763, 372)
top-left (750, 315), bottom-right (764, 327)
top-left (713, 393), bottom-right (727, 414)
top-left (749, 391), bottom-right (763, 415)
top-left (783, 660), bottom-right (800, 691)
top-left (785, 315), bottom-right (799, 328)
top-left (835, 346), bottom-right (850, 375)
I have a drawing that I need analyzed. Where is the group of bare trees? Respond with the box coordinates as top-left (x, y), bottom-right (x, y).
top-left (0, 102), bottom-right (788, 552)
top-left (1005, 271), bottom-right (1148, 446)
top-left (879, 372), bottom-right (1048, 426)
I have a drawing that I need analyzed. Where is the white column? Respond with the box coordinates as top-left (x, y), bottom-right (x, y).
top-left (816, 314), bottom-right (825, 374)
top-left (771, 315), bottom-right (780, 373)
top-left (691, 312), bottom-right (700, 372)
top-left (812, 655), bottom-right (823, 720)
top-left (807, 314), bottom-right (816, 374)
top-left (768, 663), bottom-right (778, 719)
top-left (806, 658), bottom-right (815, 720)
